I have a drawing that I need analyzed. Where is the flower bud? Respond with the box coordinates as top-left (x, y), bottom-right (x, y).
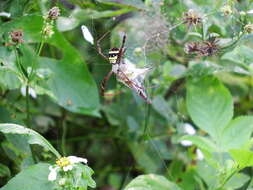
top-left (244, 24), bottom-right (253, 34)
top-left (221, 5), bottom-right (233, 16)
top-left (42, 23), bottom-right (54, 38)
top-left (47, 6), bottom-right (60, 20)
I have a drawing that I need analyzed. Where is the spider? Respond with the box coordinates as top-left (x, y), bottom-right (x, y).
top-left (96, 32), bottom-right (151, 104)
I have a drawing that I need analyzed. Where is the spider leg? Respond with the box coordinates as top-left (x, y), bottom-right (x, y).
top-left (100, 70), bottom-right (113, 96)
top-left (96, 31), bottom-right (110, 60)
top-left (115, 34), bottom-right (127, 65)
top-left (117, 69), bottom-right (151, 103)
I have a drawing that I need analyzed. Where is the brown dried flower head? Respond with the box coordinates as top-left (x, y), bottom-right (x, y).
top-left (47, 6), bottom-right (60, 20)
top-left (200, 37), bottom-right (219, 56)
top-left (10, 29), bottom-right (24, 44)
top-left (184, 42), bottom-right (200, 54)
top-left (182, 9), bottom-right (202, 26)
top-left (185, 37), bottom-right (220, 57)
top-left (244, 24), bottom-right (253, 34)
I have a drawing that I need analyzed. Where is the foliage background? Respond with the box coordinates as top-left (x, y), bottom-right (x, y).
top-left (1, 0), bottom-right (253, 190)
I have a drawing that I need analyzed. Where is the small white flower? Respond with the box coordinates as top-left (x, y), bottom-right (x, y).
top-left (68, 156), bottom-right (88, 164)
top-left (183, 123), bottom-right (196, 135)
top-left (20, 86), bottom-right (37, 98)
top-left (81, 25), bottom-right (94, 45)
top-left (63, 165), bottom-right (73, 171)
top-left (240, 11), bottom-right (246, 16)
top-left (0, 12), bottom-right (11, 17)
top-left (196, 149), bottom-right (204, 160)
top-left (48, 166), bottom-right (59, 181)
top-left (247, 10), bottom-right (253, 14)
top-left (58, 178), bottom-right (66, 186)
top-left (180, 140), bottom-right (193, 147)
top-left (48, 155), bottom-right (88, 181)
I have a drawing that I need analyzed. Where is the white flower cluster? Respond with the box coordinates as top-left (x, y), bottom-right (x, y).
top-left (48, 156), bottom-right (88, 181)
top-left (180, 123), bottom-right (204, 160)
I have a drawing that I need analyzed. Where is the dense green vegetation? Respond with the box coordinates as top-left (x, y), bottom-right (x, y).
top-left (1, 0), bottom-right (253, 189)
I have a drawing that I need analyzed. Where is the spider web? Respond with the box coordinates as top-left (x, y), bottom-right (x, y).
top-left (86, 0), bottom-right (190, 187)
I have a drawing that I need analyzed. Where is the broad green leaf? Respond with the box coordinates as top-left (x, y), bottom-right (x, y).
top-left (220, 116), bottom-right (253, 151)
top-left (152, 96), bottom-right (178, 123)
top-left (0, 67), bottom-right (21, 89)
top-left (0, 123), bottom-right (61, 158)
top-left (0, 164), bottom-right (10, 178)
top-left (128, 141), bottom-right (165, 173)
top-left (72, 164), bottom-right (96, 189)
top-left (186, 76), bottom-right (233, 141)
top-left (230, 149), bottom-right (253, 168)
top-left (180, 135), bottom-right (217, 152)
top-left (124, 174), bottom-right (182, 190)
top-left (5, 134), bottom-right (34, 169)
top-left (0, 15), bottom-right (100, 116)
top-left (0, 163), bottom-right (54, 190)
top-left (224, 173), bottom-right (250, 189)
top-left (221, 45), bottom-right (253, 65)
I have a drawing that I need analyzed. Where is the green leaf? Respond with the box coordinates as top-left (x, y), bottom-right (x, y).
top-left (124, 174), bottom-right (182, 190)
top-left (230, 149), bottom-right (253, 168)
top-left (0, 15), bottom-right (100, 116)
top-left (72, 164), bottom-right (96, 189)
top-left (186, 76), bottom-right (233, 141)
top-left (0, 123), bottom-right (61, 158)
top-left (221, 45), bottom-right (253, 65)
top-left (0, 163), bottom-right (54, 190)
top-left (224, 173), bottom-right (250, 189)
top-left (0, 163), bottom-right (11, 178)
top-left (220, 116), bottom-right (253, 151)
top-left (180, 135), bottom-right (217, 153)
top-left (152, 96), bottom-right (178, 123)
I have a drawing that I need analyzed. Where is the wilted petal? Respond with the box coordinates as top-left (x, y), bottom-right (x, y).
top-left (48, 166), bottom-right (58, 181)
top-left (29, 87), bottom-right (37, 99)
top-left (68, 156), bottom-right (88, 164)
top-left (0, 12), bottom-right (11, 17)
top-left (247, 10), bottom-right (253, 14)
top-left (183, 123), bottom-right (196, 135)
top-left (196, 149), bottom-right (204, 160)
top-left (180, 140), bottom-right (193, 147)
top-left (63, 165), bottom-right (73, 171)
top-left (20, 86), bottom-right (37, 99)
top-left (81, 25), bottom-right (94, 45)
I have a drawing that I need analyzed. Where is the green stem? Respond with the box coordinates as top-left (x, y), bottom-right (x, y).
top-left (61, 110), bottom-right (67, 156)
top-left (25, 85), bottom-right (30, 127)
top-left (29, 39), bottom-right (45, 80)
top-left (14, 47), bottom-right (25, 79)
top-left (143, 103), bottom-right (151, 135)
top-left (217, 168), bottom-right (239, 189)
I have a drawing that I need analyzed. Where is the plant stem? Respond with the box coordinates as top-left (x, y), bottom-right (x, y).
top-left (143, 102), bottom-right (151, 135)
top-left (14, 47), bottom-right (25, 79)
top-left (61, 110), bottom-right (67, 156)
top-left (217, 168), bottom-right (239, 189)
top-left (25, 85), bottom-right (30, 127)
top-left (29, 39), bottom-right (45, 80)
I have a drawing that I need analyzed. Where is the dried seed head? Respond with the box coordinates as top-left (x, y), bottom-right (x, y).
top-left (182, 9), bottom-right (202, 27)
top-left (244, 24), bottom-right (253, 34)
top-left (220, 5), bottom-right (233, 16)
top-left (199, 37), bottom-right (220, 56)
top-left (47, 6), bottom-right (60, 20)
top-left (184, 42), bottom-right (200, 54)
top-left (185, 37), bottom-right (220, 57)
top-left (10, 29), bottom-right (24, 44)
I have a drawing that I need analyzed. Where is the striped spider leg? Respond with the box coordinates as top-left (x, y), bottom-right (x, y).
top-left (96, 33), bottom-right (151, 103)
top-left (96, 32), bottom-right (126, 96)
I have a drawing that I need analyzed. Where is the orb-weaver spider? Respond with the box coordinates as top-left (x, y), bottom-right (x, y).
top-left (96, 32), bottom-right (151, 104)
